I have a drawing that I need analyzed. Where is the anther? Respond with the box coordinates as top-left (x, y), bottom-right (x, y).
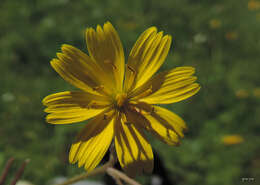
top-left (128, 105), bottom-right (143, 115)
top-left (135, 107), bottom-right (142, 114)
top-left (93, 85), bottom-right (111, 96)
top-left (93, 85), bottom-right (104, 91)
top-left (125, 65), bottom-right (137, 91)
top-left (127, 65), bottom-right (136, 74)
top-left (104, 59), bottom-right (117, 70)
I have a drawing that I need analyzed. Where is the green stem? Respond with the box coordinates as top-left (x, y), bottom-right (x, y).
top-left (56, 148), bottom-right (116, 185)
top-left (56, 162), bottom-right (112, 185)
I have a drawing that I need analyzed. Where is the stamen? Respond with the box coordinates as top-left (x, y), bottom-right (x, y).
top-left (135, 107), bottom-right (142, 114)
top-left (127, 64), bottom-right (136, 74)
top-left (104, 59), bottom-right (117, 70)
top-left (93, 85), bottom-right (104, 91)
top-left (124, 64), bottom-right (136, 91)
top-left (128, 105), bottom-right (142, 115)
top-left (92, 85), bottom-right (110, 95)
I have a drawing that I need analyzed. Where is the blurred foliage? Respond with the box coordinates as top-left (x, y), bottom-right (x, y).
top-left (1, 0), bottom-right (260, 185)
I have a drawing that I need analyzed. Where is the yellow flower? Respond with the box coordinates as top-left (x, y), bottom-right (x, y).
top-left (248, 0), bottom-right (260, 11)
top-left (253, 87), bottom-right (260, 97)
top-left (42, 22), bottom-right (200, 176)
top-left (209, 19), bottom-right (222, 29)
top-left (221, 135), bottom-right (244, 145)
top-left (235, 89), bottom-right (249, 99)
top-left (225, 31), bottom-right (238, 41)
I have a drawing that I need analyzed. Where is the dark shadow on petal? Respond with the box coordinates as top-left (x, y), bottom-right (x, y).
top-left (133, 103), bottom-right (181, 145)
top-left (151, 110), bottom-right (182, 138)
top-left (128, 125), bottom-right (151, 161)
top-left (121, 124), bottom-right (154, 177)
top-left (74, 113), bottom-right (113, 143)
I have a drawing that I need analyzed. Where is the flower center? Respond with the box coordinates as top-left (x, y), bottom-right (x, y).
top-left (115, 93), bottom-right (127, 109)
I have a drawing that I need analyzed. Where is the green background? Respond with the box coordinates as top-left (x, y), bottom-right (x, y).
top-left (1, 0), bottom-right (259, 184)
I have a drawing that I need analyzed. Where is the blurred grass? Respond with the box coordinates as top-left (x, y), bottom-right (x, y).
top-left (0, 0), bottom-right (260, 185)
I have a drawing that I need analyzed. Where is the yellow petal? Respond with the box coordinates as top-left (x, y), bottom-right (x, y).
top-left (42, 91), bottom-right (110, 124)
top-left (221, 135), bottom-right (244, 145)
top-left (86, 22), bottom-right (125, 91)
top-left (147, 105), bottom-right (187, 137)
top-left (115, 114), bottom-right (154, 177)
top-left (127, 103), bottom-right (186, 145)
top-left (124, 27), bottom-right (172, 92)
top-left (51, 44), bottom-right (112, 95)
top-left (69, 112), bottom-right (114, 172)
top-left (130, 67), bottom-right (200, 104)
